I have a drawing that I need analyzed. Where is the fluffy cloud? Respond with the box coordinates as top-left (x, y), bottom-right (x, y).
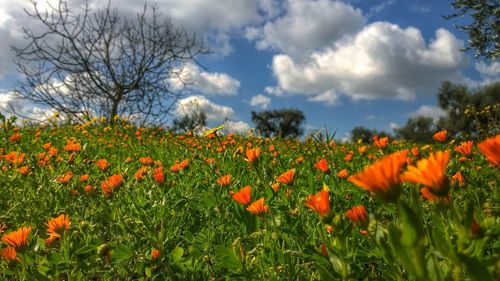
top-left (170, 63), bottom-right (240, 96)
top-left (475, 61), bottom-right (500, 83)
top-left (176, 95), bottom-right (234, 121)
top-left (246, 0), bottom-right (365, 57)
top-left (0, 91), bottom-right (56, 121)
top-left (250, 94), bottom-right (271, 109)
top-left (271, 22), bottom-right (466, 104)
top-left (225, 120), bottom-right (251, 134)
top-left (410, 105), bottom-right (446, 122)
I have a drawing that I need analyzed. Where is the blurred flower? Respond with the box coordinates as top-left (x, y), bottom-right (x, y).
top-left (304, 188), bottom-right (330, 217)
top-left (344, 153), bottom-right (353, 162)
top-left (101, 174), bottom-right (124, 195)
top-left (57, 171), bottom-right (73, 184)
top-left (411, 146), bottom-right (420, 157)
top-left (96, 159), bottom-right (109, 170)
top-left (477, 134), bottom-right (500, 166)
top-left (451, 171), bottom-right (464, 186)
top-left (246, 198), bottom-right (269, 215)
top-left (295, 156), bottom-right (304, 164)
top-left (373, 137), bottom-right (388, 148)
top-left (84, 185), bottom-right (93, 193)
top-left (134, 167), bottom-right (148, 181)
top-left (348, 150), bottom-right (408, 202)
top-left (217, 175), bottom-right (232, 187)
top-left (18, 166), bottom-right (29, 175)
top-left (0, 247), bottom-right (18, 262)
top-left (346, 206), bottom-right (369, 227)
top-left (139, 157), bottom-right (154, 166)
top-left (64, 140), bottom-right (81, 152)
top-left (9, 133), bottom-right (21, 143)
top-left (337, 169), bottom-right (349, 179)
top-left (170, 159), bottom-right (189, 172)
top-left (245, 147), bottom-right (261, 163)
top-left (2, 226), bottom-right (32, 249)
top-left (402, 150), bottom-right (450, 200)
top-left (151, 248), bottom-right (161, 261)
top-left (204, 125), bottom-right (224, 137)
top-left (455, 141), bottom-right (474, 156)
top-left (79, 174), bottom-right (90, 182)
top-left (231, 186), bottom-right (252, 205)
top-left (433, 130), bottom-right (447, 142)
top-left (153, 167), bottom-right (165, 184)
top-left (277, 169), bottom-right (296, 185)
top-left (271, 182), bottom-right (280, 193)
top-left (314, 158), bottom-right (330, 173)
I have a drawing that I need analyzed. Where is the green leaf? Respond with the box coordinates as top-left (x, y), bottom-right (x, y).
top-left (112, 245), bottom-right (134, 264)
top-left (75, 245), bottom-right (96, 255)
top-left (170, 246), bottom-right (184, 262)
top-left (316, 264), bottom-right (336, 281)
top-left (214, 245), bottom-right (242, 272)
top-left (398, 201), bottom-right (422, 246)
top-left (457, 253), bottom-right (492, 281)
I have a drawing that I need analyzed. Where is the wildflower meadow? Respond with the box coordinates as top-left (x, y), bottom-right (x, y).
top-left (0, 115), bottom-right (499, 280)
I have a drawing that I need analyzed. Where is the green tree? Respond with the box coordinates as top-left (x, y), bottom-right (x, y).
top-left (171, 110), bottom-right (207, 133)
top-left (394, 117), bottom-right (436, 143)
top-left (437, 81), bottom-right (500, 140)
top-left (444, 0), bottom-right (500, 59)
top-left (251, 109), bottom-right (305, 138)
top-left (350, 126), bottom-right (390, 143)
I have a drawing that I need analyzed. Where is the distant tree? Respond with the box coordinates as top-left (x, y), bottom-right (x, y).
top-left (444, 0), bottom-right (499, 59)
top-left (394, 117), bottom-right (436, 143)
top-left (171, 110), bottom-right (207, 133)
top-left (11, 0), bottom-right (207, 124)
top-left (251, 108), bottom-right (305, 138)
top-left (350, 126), bottom-right (390, 143)
top-left (437, 81), bottom-right (500, 140)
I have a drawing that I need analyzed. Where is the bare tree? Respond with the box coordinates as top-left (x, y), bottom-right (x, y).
top-left (11, 0), bottom-right (207, 124)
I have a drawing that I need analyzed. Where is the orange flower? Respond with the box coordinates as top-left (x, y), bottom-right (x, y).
top-left (84, 185), bottom-right (93, 193)
top-left (402, 150), bottom-right (450, 199)
top-left (271, 182), bottom-right (280, 193)
top-left (170, 159), bottom-right (189, 172)
top-left (2, 226), bottom-right (32, 249)
top-left (217, 175), bottom-right (232, 186)
top-left (246, 198), bottom-right (269, 215)
top-left (411, 146), bottom-right (420, 157)
top-left (47, 214), bottom-right (70, 240)
top-left (134, 166), bottom-right (149, 181)
top-left (455, 141), bottom-right (473, 156)
top-left (9, 133), bottom-right (21, 143)
top-left (346, 206), bottom-right (369, 227)
top-left (95, 159), bottom-right (109, 170)
top-left (79, 174), bottom-right (89, 182)
top-left (276, 169), bottom-right (295, 185)
top-left (295, 156), bottom-right (304, 164)
top-left (231, 186), bottom-right (252, 205)
top-left (314, 158), bottom-right (329, 173)
top-left (153, 167), bottom-right (165, 184)
top-left (451, 171), bottom-right (464, 186)
top-left (57, 171), bottom-right (73, 184)
top-left (344, 153), bottom-right (353, 162)
top-left (139, 157), bottom-right (154, 165)
top-left (348, 150), bottom-right (408, 202)
top-left (373, 137), bottom-right (388, 148)
top-left (18, 166), bottom-right (29, 175)
top-left (304, 189), bottom-right (330, 216)
top-left (245, 147), bottom-right (261, 163)
top-left (64, 140), bottom-right (81, 152)
top-left (336, 169), bottom-right (349, 179)
top-left (0, 247), bottom-right (19, 262)
top-left (151, 248), bottom-right (161, 261)
top-left (433, 130), bottom-right (447, 142)
top-left (101, 174), bottom-right (124, 195)
top-left (477, 134), bottom-right (500, 166)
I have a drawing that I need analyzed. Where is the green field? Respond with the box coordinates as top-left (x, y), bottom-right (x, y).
top-left (1, 118), bottom-right (499, 280)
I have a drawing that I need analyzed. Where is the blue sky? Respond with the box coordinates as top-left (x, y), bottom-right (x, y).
top-left (0, 0), bottom-right (498, 140)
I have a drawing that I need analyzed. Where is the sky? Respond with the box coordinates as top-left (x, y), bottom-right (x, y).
top-left (0, 0), bottom-right (498, 140)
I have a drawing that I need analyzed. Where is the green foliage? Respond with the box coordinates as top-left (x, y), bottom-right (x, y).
top-left (350, 126), bottom-right (390, 143)
top-left (251, 108), bottom-right (305, 138)
top-left (0, 120), bottom-right (498, 280)
top-left (445, 0), bottom-right (500, 59)
top-left (394, 117), bottom-right (436, 143)
top-left (171, 110), bottom-right (207, 133)
top-left (437, 81), bottom-right (500, 140)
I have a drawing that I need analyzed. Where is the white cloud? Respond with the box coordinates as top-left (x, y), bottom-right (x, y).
top-left (250, 94), bottom-right (271, 109)
top-left (246, 0), bottom-right (365, 58)
top-left (171, 63), bottom-right (240, 96)
top-left (366, 0), bottom-right (395, 19)
top-left (389, 122), bottom-right (400, 130)
top-left (264, 86), bottom-right (285, 96)
top-left (475, 61), bottom-right (500, 81)
top-left (176, 95), bottom-right (234, 122)
top-left (307, 90), bottom-right (339, 106)
top-left (271, 22), bottom-right (466, 102)
top-left (225, 120), bottom-right (251, 134)
top-left (0, 91), bottom-right (56, 121)
top-left (410, 105), bottom-right (446, 122)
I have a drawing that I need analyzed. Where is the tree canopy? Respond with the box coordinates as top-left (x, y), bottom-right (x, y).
top-left (11, 0), bottom-right (207, 124)
top-left (251, 108), bottom-right (305, 138)
top-left (445, 0), bottom-right (499, 59)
